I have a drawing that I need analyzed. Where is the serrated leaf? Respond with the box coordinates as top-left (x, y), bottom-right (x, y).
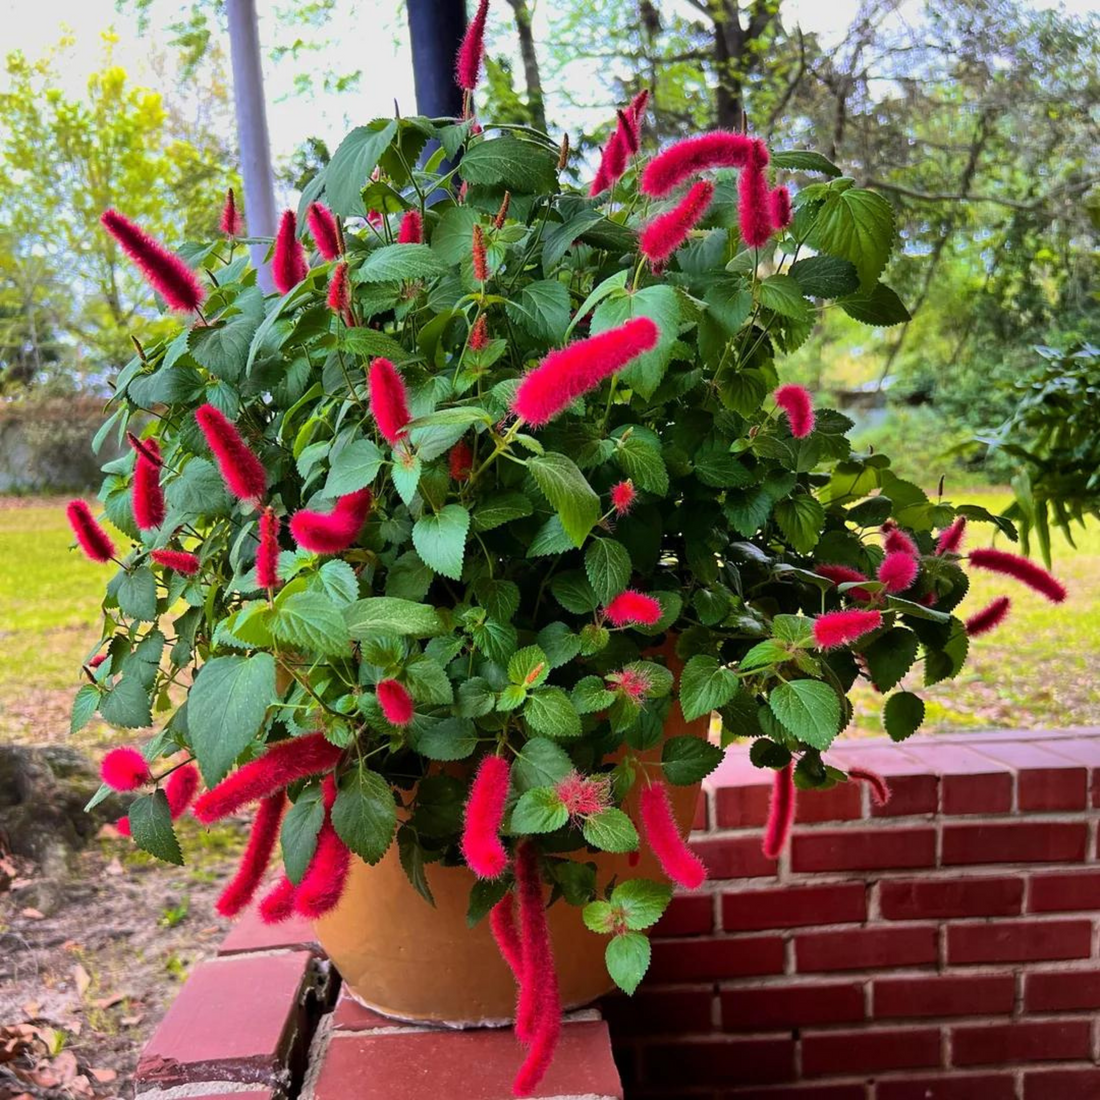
top-left (512, 738), bottom-right (574, 792)
top-left (528, 453), bottom-right (600, 548)
top-left (358, 243), bottom-right (448, 282)
top-left (314, 559), bottom-right (360, 605)
top-left (271, 591), bottom-right (351, 656)
top-left (412, 716), bottom-right (478, 761)
top-left (99, 676), bottom-right (153, 729)
top-left (774, 496), bottom-right (825, 555)
top-left (679, 655), bottom-right (739, 722)
top-left (332, 767), bottom-right (397, 865)
top-left (863, 627), bottom-right (919, 692)
top-left (585, 538), bottom-right (632, 604)
top-left (72, 684), bottom-right (102, 734)
top-left (281, 791), bottom-right (324, 883)
top-left (612, 879), bottom-right (673, 930)
top-left (807, 187), bottom-right (895, 291)
top-left (551, 571), bottom-right (599, 614)
top-left (346, 597), bottom-right (443, 638)
top-left (128, 790), bottom-right (183, 865)
top-left (661, 735), bottom-right (724, 785)
top-left (573, 675), bottom-right (616, 714)
top-left (326, 120), bottom-right (398, 216)
top-left (325, 439), bottom-right (385, 495)
top-left (759, 274), bottom-right (812, 322)
top-left (472, 491), bottom-right (534, 532)
top-left (614, 435), bottom-right (668, 495)
top-left (117, 567), bottom-right (158, 622)
top-left (606, 931), bottom-right (651, 995)
top-left (509, 645), bottom-right (550, 688)
top-left (512, 787), bottom-right (569, 833)
top-left (459, 136), bottom-right (558, 192)
top-left (524, 686), bottom-right (582, 738)
top-left (768, 680), bottom-right (841, 750)
top-left (840, 282), bottom-right (911, 327)
top-left (505, 279), bottom-right (572, 343)
top-left (590, 285), bottom-right (680, 398)
top-left (884, 690), bottom-right (925, 741)
top-left (582, 808), bottom-right (639, 853)
top-left (412, 504), bottom-right (470, 581)
top-left (789, 255), bottom-right (860, 299)
top-left (771, 150), bottom-right (843, 177)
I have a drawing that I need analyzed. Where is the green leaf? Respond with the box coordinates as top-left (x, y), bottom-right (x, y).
top-left (590, 285), bottom-right (680, 398)
top-left (165, 458), bottom-right (232, 519)
top-left (71, 684), bottom-right (101, 734)
top-left (771, 150), bottom-right (843, 177)
top-left (188, 311), bottom-right (259, 382)
top-left (807, 187), bottom-right (895, 291)
top-left (271, 591), bottom-right (351, 657)
top-left (614, 435), bottom-right (669, 495)
top-left (358, 243), bottom-right (449, 283)
top-left (459, 136), bottom-right (558, 193)
top-left (512, 737), bottom-right (574, 792)
top-left (511, 787), bottom-right (569, 833)
top-left (128, 790), bottom-right (183, 866)
top-left (840, 283), bottom-right (911, 327)
top-left (508, 646), bottom-right (549, 688)
top-left (768, 680), bottom-right (841, 750)
top-left (391, 455), bottom-right (422, 506)
top-left (403, 655), bottom-right (454, 705)
top-left (774, 496), bottom-right (825, 555)
top-left (456, 677), bottom-right (496, 719)
top-left (723, 484), bottom-right (774, 536)
top-left (345, 597), bottom-right (443, 638)
top-left (188, 653), bottom-right (276, 785)
top-left (585, 538), bottom-right (632, 604)
top-left (412, 716), bottom-right (478, 761)
top-left (473, 491), bottom-right (534, 532)
top-left (332, 767), bottom-right (397, 865)
top-left (583, 900), bottom-right (615, 933)
top-left (325, 120), bottom-right (399, 216)
top-left (117, 567), bottom-right (158, 622)
top-left (582, 808), bottom-right (639, 853)
top-left (536, 622), bottom-right (582, 668)
top-left (325, 439), bottom-right (385, 495)
top-left (281, 791), bottom-right (324, 883)
top-left (551, 572), bottom-right (599, 614)
top-left (505, 279), bottom-right (572, 343)
top-left (679, 655), bottom-right (739, 722)
top-left (528, 453), bottom-right (600, 548)
top-left (662, 736), bottom-right (724, 785)
top-left (398, 826), bottom-right (435, 907)
top-left (573, 675), bottom-right (616, 714)
top-left (385, 551), bottom-right (433, 601)
top-left (759, 274), bottom-right (812, 322)
top-left (606, 931), bottom-right (651, 995)
top-left (789, 255), bottom-right (860, 299)
top-left (431, 207), bottom-right (481, 264)
top-left (412, 504), bottom-right (470, 581)
top-left (884, 690), bottom-right (925, 741)
top-left (613, 878), bottom-right (673, 930)
top-left (99, 675), bottom-right (153, 729)
top-left (863, 627), bottom-right (919, 692)
top-left (524, 686), bottom-right (582, 739)
top-left (314, 560), bottom-right (360, 605)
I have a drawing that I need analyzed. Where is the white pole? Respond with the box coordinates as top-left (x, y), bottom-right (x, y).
top-left (226, 0), bottom-right (277, 292)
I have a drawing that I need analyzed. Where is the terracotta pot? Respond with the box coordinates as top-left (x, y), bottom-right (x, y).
top-left (313, 700), bottom-right (708, 1025)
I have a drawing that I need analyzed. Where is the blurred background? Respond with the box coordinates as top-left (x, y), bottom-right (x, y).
top-left (0, 0), bottom-right (1097, 1090)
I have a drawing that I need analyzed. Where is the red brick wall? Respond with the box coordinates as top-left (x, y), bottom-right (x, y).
top-left (607, 728), bottom-right (1100, 1100)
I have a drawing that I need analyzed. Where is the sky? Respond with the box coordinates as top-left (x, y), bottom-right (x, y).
top-left (3, 0), bottom-right (1098, 198)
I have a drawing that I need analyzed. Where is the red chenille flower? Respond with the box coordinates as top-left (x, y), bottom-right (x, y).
top-left (555, 772), bottom-right (609, 818)
top-left (377, 679), bottom-right (414, 727)
top-left (640, 130), bottom-right (757, 198)
top-left (878, 550), bottom-right (919, 593)
top-left (295, 776), bottom-right (352, 918)
top-left (289, 489), bottom-right (372, 555)
top-left (100, 208), bottom-right (206, 312)
top-left (101, 747), bottom-right (149, 792)
top-left (774, 384), bottom-right (815, 438)
top-left (883, 524), bottom-right (918, 557)
top-left (397, 209), bottom-right (423, 244)
top-left (640, 180), bottom-right (715, 266)
top-left (67, 500), bottom-right (116, 563)
top-left (936, 516), bottom-right (967, 555)
top-left (968, 548), bottom-right (1066, 603)
top-left (966, 595), bottom-right (1012, 636)
top-left (165, 763), bottom-right (200, 818)
top-left (640, 781), bottom-right (707, 890)
top-left (769, 185), bottom-right (792, 230)
top-left (151, 549), bottom-right (201, 575)
top-left (306, 202), bottom-right (340, 261)
top-left (272, 209), bottom-right (309, 295)
top-left (216, 790), bottom-right (287, 918)
top-left (259, 875), bottom-right (297, 925)
top-left (604, 589), bottom-right (662, 627)
top-left (327, 262), bottom-right (351, 317)
top-left (472, 223), bottom-right (489, 282)
top-left (368, 357), bottom-right (412, 445)
top-left (616, 107), bottom-right (640, 156)
top-left (629, 88), bottom-right (650, 121)
top-left (512, 317), bottom-right (660, 426)
top-left (220, 187), bottom-right (243, 237)
top-left (848, 766), bottom-right (891, 807)
top-left (449, 439), bottom-right (474, 481)
top-left (455, 0), bottom-right (490, 91)
top-left (813, 608), bottom-right (882, 649)
top-left (257, 507), bottom-right (281, 589)
top-left (131, 436), bottom-right (165, 530)
top-left (815, 563), bottom-right (872, 602)
top-left (762, 762), bottom-right (795, 859)
top-left (738, 140), bottom-right (774, 248)
top-left (489, 893), bottom-right (523, 982)
top-left (192, 732), bottom-right (343, 823)
top-left (609, 480), bottom-right (636, 516)
top-left (461, 755), bottom-right (511, 878)
top-left (195, 404), bottom-right (267, 501)
top-left (469, 314), bottom-right (489, 350)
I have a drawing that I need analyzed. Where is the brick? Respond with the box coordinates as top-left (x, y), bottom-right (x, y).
top-left (1028, 870), bottom-right (1100, 913)
top-left (715, 783), bottom-right (771, 827)
top-left (176, 1094), bottom-right (274, 1100)
top-left (802, 1026), bottom-right (940, 1076)
top-left (796, 781), bottom-right (863, 823)
top-left (1025, 970), bottom-right (1100, 1012)
top-left (947, 919), bottom-right (1092, 964)
top-left (721, 982), bottom-right (864, 1031)
top-left (314, 1020), bottom-right (622, 1100)
top-left (649, 936), bottom-right (785, 983)
top-left (942, 822), bottom-right (1087, 865)
top-left (871, 773), bottom-right (939, 817)
top-left (217, 905), bottom-right (320, 957)
top-left (134, 951), bottom-right (314, 1088)
top-left (1018, 767), bottom-right (1088, 811)
top-left (952, 1018), bottom-right (1091, 1065)
top-left (692, 836), bottom-right (778, 879)
top-left (791, 828), bottom-right (935, 873)
top-left (1024, 1069), bottom-right (1100, 1100)
top-left (879, 877), bottom-right (1023, 920)
top-left (942, 772), bottom-right (1012, 815)
top-left (873, 974), bottom-right (1015, 1019)
top-left (693, 791), bottom-right (709, 831)
top-left (641, 1037), bottom-right (795, 1087)
top-left (331, 988), bottom-right (415, 1032)
top-left (795, 927), bottom-right (938, 973)
top-left (603, 989), bottom-right (713, 1035)
top-left (722, 883), bottom-right (866, 931)
top-left (722, 1087), bottom-right (867, 1100)
top-left (876, 1075), bottom-right (1016, 1100)
top-left (654, 894), bottom-right (714, 937)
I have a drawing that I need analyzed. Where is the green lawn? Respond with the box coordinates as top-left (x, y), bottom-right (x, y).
top-left (0, 493), bottom-right (1096, 752)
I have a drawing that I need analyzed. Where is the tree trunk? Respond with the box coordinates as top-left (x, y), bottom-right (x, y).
top-left (505, 0), bottom-right (547, 133)
top-left (710, 0), bottom-right (744, 129)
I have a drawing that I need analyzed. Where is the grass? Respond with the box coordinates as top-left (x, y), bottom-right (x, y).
top-left (0, 493), bottom-right (1096, 753)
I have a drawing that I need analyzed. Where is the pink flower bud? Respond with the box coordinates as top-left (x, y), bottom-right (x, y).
top-left (100, 208), bottom-right (206, 312)
top-left (813, 609), bottom-right (882, 649)
top-left (455, 0), bottom-right (490, 92)
top-left (101, 747), bottom-right (150, 792)
top-left (66, 500), bottom-right (116, 564)
top-left (307, 202), bottom-right (341, 261)
top-left (220, 187), bottom-right (243, 237)
top-left (966, 595), bottom-right (1012, 636)
top-left (150, 549), bottom-right (201, 575)
top-left (604, 589), bottom-right (662, 628)
top-left (460, 755), bottom-right (511, 878)
top-left (368, 357), bottom-right (412, 445)
top-left (762, 763), bottom-right (795, 859)
top-left (640, 781), bottom-right (707, 890)
top-left (257, 507), bottom-right (281, 589)
top-left (377, 679), bottom-right (414, 727)
top-left (272, 209), bottom-right (309, 295)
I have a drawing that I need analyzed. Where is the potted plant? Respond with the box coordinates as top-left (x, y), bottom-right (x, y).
top-left (70, 7), bottom-right (1066, 1094)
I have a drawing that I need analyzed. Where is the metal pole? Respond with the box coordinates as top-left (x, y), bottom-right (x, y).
top-left (226, 0), bottom-right (277, 291)
top-left (407, 0), bottom-right (467, 120)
